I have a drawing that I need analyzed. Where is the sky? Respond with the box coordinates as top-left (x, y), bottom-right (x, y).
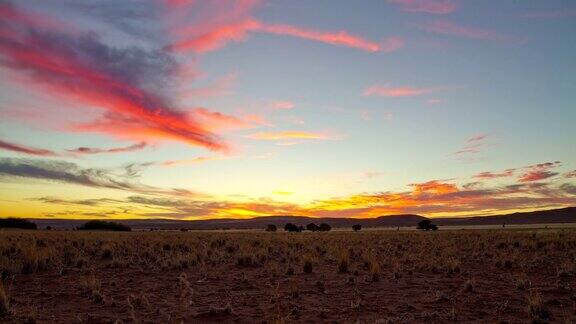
top-left (0, 0), bottom-right (575, 220)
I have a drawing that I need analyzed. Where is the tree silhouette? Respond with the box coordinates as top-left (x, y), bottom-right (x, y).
top-left (319, 223), bottom-right (331, 232)
top-left (352, 224), bottom-right (362, 232)
top-left (266, 224), bottom-right (277, 232)
top-left (416, 220), bottom-right (438, 231)
top-left (284, 223), bottom-right (301, 232)
top-left (306, 223), bottom-right (319, 231)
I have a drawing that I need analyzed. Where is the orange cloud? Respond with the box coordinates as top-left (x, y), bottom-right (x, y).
top-left (410, 180), bottom-right (458, 194)
top-left (246, 131), bottom-right (329, 141)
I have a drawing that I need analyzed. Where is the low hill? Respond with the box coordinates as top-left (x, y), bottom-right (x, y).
top-left (23, 206), bottom-right (576, 230)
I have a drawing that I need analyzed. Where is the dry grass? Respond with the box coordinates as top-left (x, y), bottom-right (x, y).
top-left (0, 280), bottom-right (8, 315)
top-left (0, 228), bottom-right (575, 322)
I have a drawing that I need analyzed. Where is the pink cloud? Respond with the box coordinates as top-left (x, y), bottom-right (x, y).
top-left (270, 100), bottom-right (295, 110)
top-left (246, 131), bottom-right (329, 141)
top-left (0, 3), bottom-right (229, 151)
top-left (180, 72), bottom-right (237, 98)
top-left (425, 98), bottom-right (445, 105)
top-left (363, 84), bottom-right (434, 97)
top-left (518, 161), bottom-right (561, 183)
top-left (420, 20), bottom-right (515, 42)
top-left (380, 37), bottom-right (406, 53)
top-left (388, 0), bottom-right (458, 15)
top-left (453, 134), bottom-right (491, 160)
top-left (474, 169), bottom-right (515, 180)
top-left (519, 9), bottom-right (576, 19)
top-left (255, 22), bottom-right (382, 52)
top-left (0, 139), bottom-right (59, 157)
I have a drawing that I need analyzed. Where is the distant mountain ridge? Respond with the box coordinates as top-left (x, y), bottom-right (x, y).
top-left (20, 207), bottom-right (576, 230)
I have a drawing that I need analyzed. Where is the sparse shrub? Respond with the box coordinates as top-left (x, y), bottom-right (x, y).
top-left (370, 262), bottom-right (380, 282)
top-left (284, 223), bottom-right (301, 232)
top-left (319, 223), bottom-right (331, 232)
top-left (303, 259), bottom-right (313, 274)
top-left (515, 274), bottom-right (531, 290)
top-left (338, 251), bottom-right (349, 274)
top-left (266, 224), bottom-right (277, 232)
top-left (0, 280), bottom-right (9, 315)
top-left (463, 278), bottom-right (475, 293)
top-left (0, 218), bottom-right (37, 230)
top-left (306, 223), bottom-right (319, 232)
top-left (527, 289), bottom-right (550, 321)
top-left (416, 220), bottom-right (438, 231)
top-left (78, 220), bottom-right (131, 232)
top-left (352, 224), bottom-right (361, 232)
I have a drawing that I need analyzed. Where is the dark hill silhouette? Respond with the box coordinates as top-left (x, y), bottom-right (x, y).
top-left (21, 206), bottom-right (576, 230)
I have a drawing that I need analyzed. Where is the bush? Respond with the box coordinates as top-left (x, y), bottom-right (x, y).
top-left (416, 220), bottom-right (438, 231)
top-left (352, 224), bottom-right (361, 232)
top-left (306, 223), bottom-right (319, 231)
top-left (78, 220), bottom-right (131, 232)
top-left (284, 223), bottom-right (301, 232)
top-left (0, 218), bottom-right (37, 230)
top-left (266, 224), bottom-right (277, 232)
top-left (318, 223), bottom-right (331, 232)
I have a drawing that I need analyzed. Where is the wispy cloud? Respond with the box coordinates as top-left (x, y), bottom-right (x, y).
top-left (246, 131), bottom-right (329, 141)
top-left (518, 161), bottom-right (561, 182)
top-left (363, 84), bottom-right (435, 97)
top-left (67, 142), bottom-right (147, 155)
top-left (454, 134), bottom-right (489, 156)
top-left (256, 22), bottom-right (383, 53)
top-left (420, 20), bottom-right (517, 42)
top-left (166, 1), bottom-right (392, 54)
top-left (269, 100), bottom-right (295, 110)
top-left (0, 158), bottom-right (196, 196)
top-left (388, 0), bottom-right (458, 15)
top-left (474, 169), bottom-right (515, 180)
top-left (519, 9), bottom-right (576, 19)
top-left (0, 139), bottom-right (59, 157)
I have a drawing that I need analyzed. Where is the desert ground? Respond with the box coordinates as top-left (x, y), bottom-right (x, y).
top-left (1, 228), bottom-right (575, 323)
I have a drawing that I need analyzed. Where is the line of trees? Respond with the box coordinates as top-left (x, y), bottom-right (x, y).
top-left (78, 220), bottom-right (131, 232)
top-left (0, 218), bottom-right (37, 230)
top-left (266, 223), bottom-right (364, 232)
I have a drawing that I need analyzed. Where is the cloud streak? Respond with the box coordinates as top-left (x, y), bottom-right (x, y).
top-left (0, 158), bottom-right (196, 196)
top-left (0, 139), bottom-right (59, 157)
top-left (246, 131), bottom-right (329, 141)
top-left (363, 84), bottom-right (435, 97)
top-left (388, 0), bottom-right (458, 15)
top-left (420, 20), bottom-right (516, 42)
top-left (67, 142), bottom-right (147, 155)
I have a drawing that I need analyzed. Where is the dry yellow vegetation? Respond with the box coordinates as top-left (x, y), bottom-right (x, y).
top-left (0, 228), bottom-right (575, 322)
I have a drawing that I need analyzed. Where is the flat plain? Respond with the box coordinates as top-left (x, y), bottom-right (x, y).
top-left (1, 228), bottom-right (575, 323)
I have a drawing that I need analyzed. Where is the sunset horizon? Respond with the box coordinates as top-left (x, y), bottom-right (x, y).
top-left (1, 0), bottom-right (575, 221)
